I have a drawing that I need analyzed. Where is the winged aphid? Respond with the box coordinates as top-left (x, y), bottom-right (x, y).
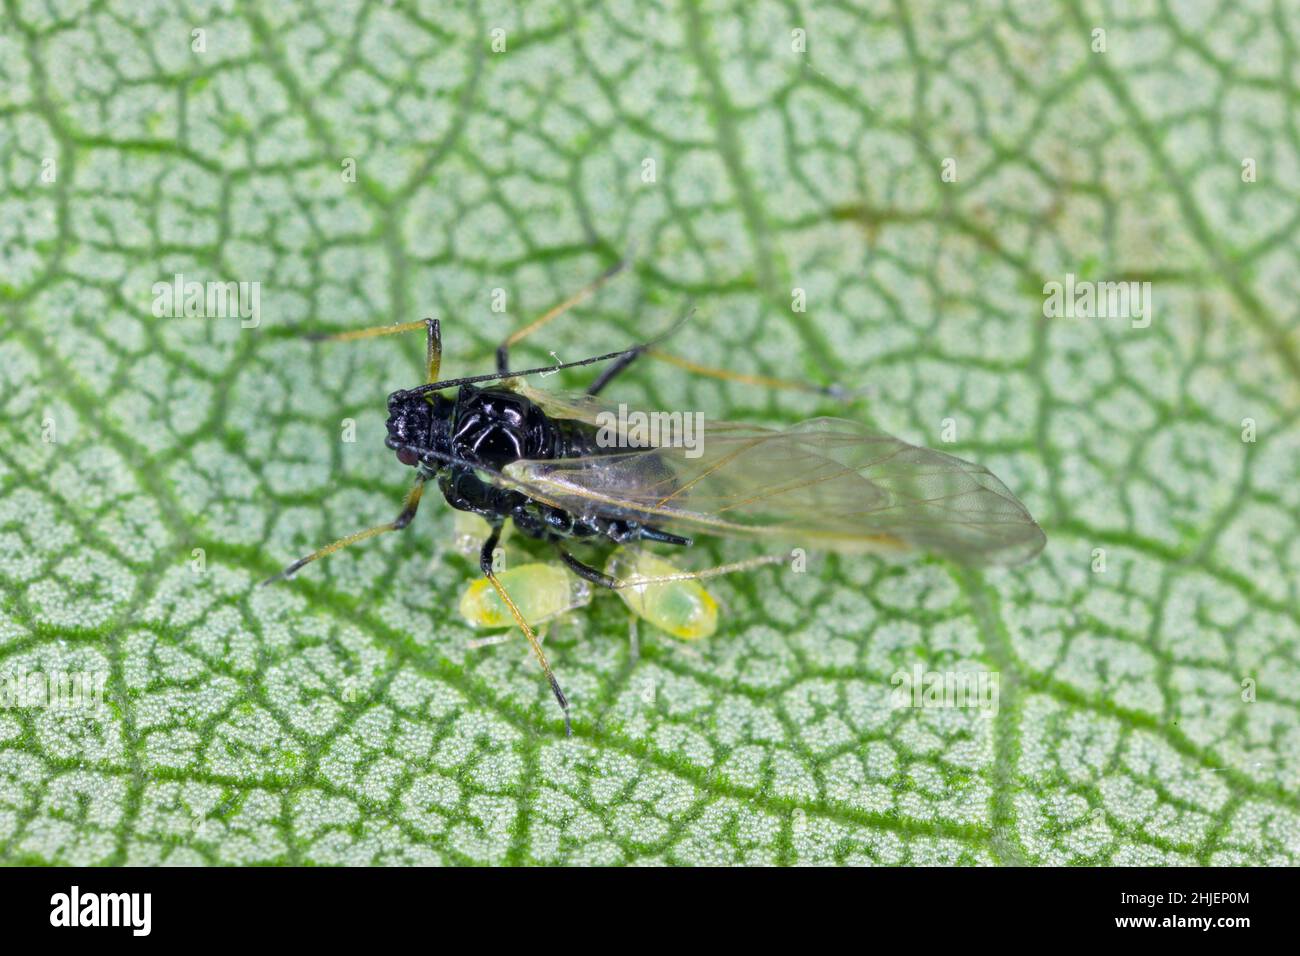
top-left (264, 262), bottom-right (1045, 735)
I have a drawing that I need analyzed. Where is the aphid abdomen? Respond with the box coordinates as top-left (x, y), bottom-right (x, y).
top-left (605, 551), bottom-right (718, 640)
top-left (439, 467), bottom-right (526, 522)
top-left (459, 562), bottom-right (592, 628)
top-left (550, 416), bottom-right (605, 459)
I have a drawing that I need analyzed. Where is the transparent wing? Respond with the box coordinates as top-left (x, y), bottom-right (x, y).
top-left (508, 380), bottom-right (631, 425)
top-left (500, 412), bottom-right (1046, 566)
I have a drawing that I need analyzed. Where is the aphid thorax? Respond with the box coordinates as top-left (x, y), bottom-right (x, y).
top-left (385, 384), bottom-right (588, 474)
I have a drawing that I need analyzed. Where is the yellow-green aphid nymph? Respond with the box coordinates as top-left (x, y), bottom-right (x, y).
top-left (605, 550), bottom-right (718, 640)
top-left (460, 562), bottom-right (591, 628)
top-left (452, 509), bottom-right (511, 558)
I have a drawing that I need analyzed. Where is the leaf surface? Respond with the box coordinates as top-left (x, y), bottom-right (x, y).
top-left (0, 0), bottom-right (1297, 865)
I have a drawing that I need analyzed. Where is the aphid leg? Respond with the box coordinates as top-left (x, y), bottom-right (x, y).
top-left (586, 302), bottom-right (695, 395)
top-left (412, 308), bottom-right (695, 398)
top-left (639, 527), bottom-right (692, 546)
top-left (479, 525), bottom-right (572, 737)
top-left (306, 318), bottom-right (427, 343)
top-left (307, 316), bottom-right (442, 383)
top-left (496, 258), bottom-right (628, 372)
top-left (579, 303), bottom-right (840, 398)
top-left (643, 348), bottom-right (845, 398)
top-left (608, 552), bottom-right (788, 588)
top-left (556, 548), bottom-right (620, 589)
top-left (261, 480), bottom-right (425, 585)
top-left (586, 346), bottom-right (642, 396)
top-left (469, 624), bottom-right (548, 652)
top-left (423, 317), bottom-right (442, 383)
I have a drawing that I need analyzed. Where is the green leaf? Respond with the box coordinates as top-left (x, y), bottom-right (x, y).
top-left (1, 1), bottom-right (1297, 866)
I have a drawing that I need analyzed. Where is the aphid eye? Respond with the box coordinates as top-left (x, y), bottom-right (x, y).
top-left (396, 447), bottom-right (420, 466)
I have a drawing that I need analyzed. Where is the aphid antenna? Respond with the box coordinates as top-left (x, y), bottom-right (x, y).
top-left (407, 347), bottom-right (639, 396)
top-left (408, 305), bottom-right (697, 398)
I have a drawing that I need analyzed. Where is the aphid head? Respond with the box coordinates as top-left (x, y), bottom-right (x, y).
top-left (385, 389), bottom-right (451, 471)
